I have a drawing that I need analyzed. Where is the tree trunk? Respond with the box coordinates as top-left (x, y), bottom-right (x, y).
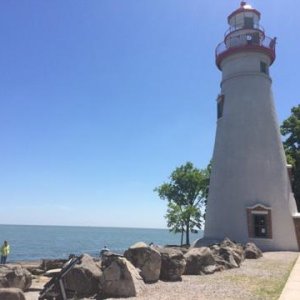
top-left (185, 222), bottom-right (190, 245)
top-left (180, 228), bottom-right (184, 246)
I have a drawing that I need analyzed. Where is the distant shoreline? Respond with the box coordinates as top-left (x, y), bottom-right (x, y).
top-left (0, 223), bottom-right (170, 230)
top-left (0, 224), bottom-right (202, 262)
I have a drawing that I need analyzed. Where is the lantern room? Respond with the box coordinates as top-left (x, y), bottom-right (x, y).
top-left (215, 2), bottom-right (276, 70)
top-left (227, 2), bottom-right (261, 32)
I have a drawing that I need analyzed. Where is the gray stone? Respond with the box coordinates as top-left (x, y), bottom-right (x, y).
top-left (63, 254), bottom-right (102, 298)
top-left (217, 247), bottom-right (239, 269)
top-left (244, 242), bottom-right (263, 259)
top-left (209, 238), bottom-right (245, 270)
top-left (29, 268), bottom-right (44, 276)
top-left (158, 248), bottom-right (186, 281)
top-left (124, 242), bottom-right (161, 283)
top-left (184, 247), bottom-right (216, 275)
top-left (163, 245), bottom-right (190, 255)
top-left (100, 256), bottom-right (145, 298)
top-left (202, 265), bottom-right (217, 275)
top-left (0, 265), bottom-right (32, 291)
top-left (0, 288), bottom-right (26, 300)
top-left (221, 238), bottom-right (245, 265)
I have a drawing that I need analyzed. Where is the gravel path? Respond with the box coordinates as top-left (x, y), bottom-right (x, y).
top-left (25, 252), bottom-right (298, 300)
top-left (115, 252), bottom-right (299, 300)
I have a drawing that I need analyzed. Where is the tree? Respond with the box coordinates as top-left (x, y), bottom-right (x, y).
top-left (154, 162), bottom-right (210, 245)
top-left (281, 105), bottom-right (300, 211)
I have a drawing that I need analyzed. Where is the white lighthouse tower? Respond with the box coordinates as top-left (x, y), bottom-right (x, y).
top-left (203, 2), bottom-right (300, 251)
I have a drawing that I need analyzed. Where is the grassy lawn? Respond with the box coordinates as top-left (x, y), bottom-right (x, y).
top-left (219, 254), bottom-right (298, 300)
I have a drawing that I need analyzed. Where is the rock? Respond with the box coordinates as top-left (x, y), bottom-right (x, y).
top-left (158, 248), bottom-right (186, 281)
top-left (63, 254), bottom-right (102, 298)
top-left (101, 252), bottom-right (124, 268)
top-left (29, 268), bottom-right (44, 276)
top-left (163, 245), bottom-right (190, 255)
top-left (244, 242), bottom-right (263, 259)
top-left (202, 264), bottom-right (217, 274)
top-left (184, 247), bottom-right (216, 275)
top-left (0, 288), bottom-right (26, 300)
top-left (210, 238), bottom-right (244, 270)
top-left (220, 238), bottom-right (245, 265)
top-left (44, 269), bottom-right (61, 277)
top-left (124, 242), bottom-right (161, 283)
top-left (17, 262), bottom-right (45, 276)
top-left (40, 259), bottom-right (67, 271)
top-left (217, 247), bottom-right (239, 269)
top-left (100, 256), bottom-right (145, 298)
top-left (220, 237), bottom-right (238, 248)
top-left (0, 265), bottom-right (32, 291)
top-left (17, 262), bottom-right (41, 274)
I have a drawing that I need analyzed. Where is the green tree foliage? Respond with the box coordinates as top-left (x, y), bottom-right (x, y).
top-left (281, 105), bottom-right (300, 211)
top-left (154, 162), bottom-right (210, 245)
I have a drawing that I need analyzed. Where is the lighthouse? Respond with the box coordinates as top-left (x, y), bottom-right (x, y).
top-left (203, 2), bottom-right (300, 251)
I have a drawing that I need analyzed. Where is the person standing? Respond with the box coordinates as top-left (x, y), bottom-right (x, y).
top-left (1, 241), bottom-right (10, 264)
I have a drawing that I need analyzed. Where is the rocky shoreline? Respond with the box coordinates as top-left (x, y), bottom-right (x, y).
top-left (0, 238), bottom-right (274, 300)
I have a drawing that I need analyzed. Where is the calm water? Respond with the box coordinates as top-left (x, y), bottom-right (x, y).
top-left (0, 224), bottom-right (202, 262)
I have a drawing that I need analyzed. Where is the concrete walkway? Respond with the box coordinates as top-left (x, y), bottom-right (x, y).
top-left (279, 254), bottom-right (300, 300)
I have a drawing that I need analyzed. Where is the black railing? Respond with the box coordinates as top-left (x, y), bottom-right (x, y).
top-left (224, 24), bottom-right (265, 37)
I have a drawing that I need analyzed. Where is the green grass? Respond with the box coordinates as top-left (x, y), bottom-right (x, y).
top-left (220, 258), bottom-right (297, 300)
top-left (254, 259), bottom-right (297, 300)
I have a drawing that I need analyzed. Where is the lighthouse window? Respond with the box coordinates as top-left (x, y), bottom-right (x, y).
top-left (254, 215), bottom-right (268, 237)
top-left (217, 95), bottom-right (224, 119)
top-left (260, 62), bottom-right (269, 75)
top-left (252, 32), bottom-right (260, 44)
top-left (244, 17), bottom-right (254, 29)
top-left (247, 206), bottom-right (272, 239)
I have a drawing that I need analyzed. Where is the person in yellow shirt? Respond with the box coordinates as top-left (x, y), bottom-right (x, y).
top-left (1, 240), bottom-right (10, 264)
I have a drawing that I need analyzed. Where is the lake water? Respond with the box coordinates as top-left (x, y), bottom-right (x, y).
top-left (0, 224), bottom-right (203, 262)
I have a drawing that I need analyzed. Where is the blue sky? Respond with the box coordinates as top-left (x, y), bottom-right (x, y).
top-left (0, 0), bottom-right (299, 228)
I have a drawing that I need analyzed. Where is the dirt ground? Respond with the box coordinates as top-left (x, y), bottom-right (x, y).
top-left (24, 252), bottom-right (299, 300)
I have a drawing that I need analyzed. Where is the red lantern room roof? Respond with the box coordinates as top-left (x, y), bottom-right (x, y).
top-left (227, 2), bottom-right (261, 23)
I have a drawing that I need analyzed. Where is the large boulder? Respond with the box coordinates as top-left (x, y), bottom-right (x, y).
top-left (210, 238), bottom-right (244, 270)
top-left (220, 238), bottom-right (245, 264)
top-left (164, 245), bottom-right (190, 255)
top-left (244, 242), bottom-right (263, 259)
top-left (215, 247), bottom-right (239, 269)
top-left (0, 288), bottom-right (26, 300)
top-left (100, 255), bottom-right (145, 298)
top-left (124, 242), bottom-right (161, 283)
top-left (0, 265), bottom-right (32, 291)
top-left (158, 248), bottom-right (186, 281)
top-left (63, 254), bottom-right (102, 298)
top-left (184, 247), bottom-right (216, 275)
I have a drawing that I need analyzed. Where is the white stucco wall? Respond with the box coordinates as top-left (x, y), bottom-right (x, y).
top-left (204, 52), bottom-right (299, 251)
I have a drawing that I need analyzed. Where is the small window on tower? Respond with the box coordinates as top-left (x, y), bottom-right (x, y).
top-left (254, 214), bottom-right (268, 237)
top-left (251, 32), bottom-right (260, 44)
top-left (244, 17), bottom-right (254, 29)
top-left (247, 205), bottom-right (272, 239)
top-left (217, 95), bottom-right (224, 119)
top-left (260, 62), bottom-right (269, 75)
